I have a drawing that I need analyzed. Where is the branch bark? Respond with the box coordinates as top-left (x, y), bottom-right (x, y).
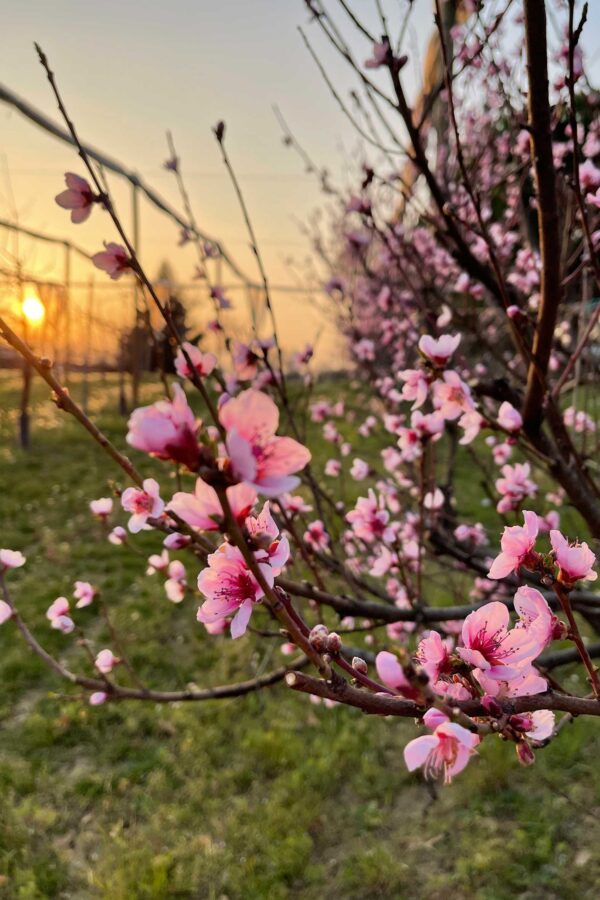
top-left (521, 0), bottom-right (562, 432)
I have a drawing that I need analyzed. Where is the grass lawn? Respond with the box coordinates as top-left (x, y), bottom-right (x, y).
top-left (0, 371), bottom-right (599, 899)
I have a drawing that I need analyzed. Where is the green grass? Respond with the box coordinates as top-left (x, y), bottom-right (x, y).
top-left (0, 371), bottom-right (599, 899)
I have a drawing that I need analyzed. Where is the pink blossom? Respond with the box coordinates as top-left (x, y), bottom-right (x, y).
top-left (197, 543), bottom-right (273, 638)
top-left (174, 342), bottom-right (217, 379)
top-left (127, 384), bottom-right (200, 471)
top-left (475, 665), bottom-right (547, 698)
top-left (488, 510), bottom-right (540, 579)
top-left (325, 459), bottom-right (341, 477)
top-left (418, 333), bottom-right (461, 366)
top-left (424, 488), bottom-right (444, 511)
top-left (46, 597), bottom-right (74, 634)
top-left (245, 501), bottom-right (290, 574)
top-left (513, 585), bottom-right (560, 647)
top-left (537, 510), bottom-right (560, 533)
top-left (55, 172), bottom-right (96, 224)
top-left (279, 493), bottom-right (313, 515)
top-left (497, 401), bottom-right (523, 432)
top-left (579, 159), bottom-right (600, 193)
top-left (92, 242), bottom-right (131, 280)
top-left (416, 631), bottom-right (452, 683)
top-left (310, 400), bottom-right (332, 423)
top-left (89, 692), bottom-right (108, 706)
top-left (73, 581), bottom-right (96, 609)
top-left (375, 651), bottom-right (414, 696)
top-left (304, 520), bottom-right (330, 552)
top-left (219, 389), bottom-right (311, 496)
top-left (454, 523), bottom-right (488, 547)
top-left (163, 532), bottom-right (191, 550)
top-left (353, 338), bottom-right (375, 361)
top-left (202, 617), bottom-right (230, 635)
top-left (108, 526), bottom-right (127, 545)
top-left (404, 721), bottom-right (479, 783)
top-left (0, 549), bottom-right (26, 571)
top-left (350, 458), bottom-right (369, 481)
top-left (232, 341), bottom-right (260, 380)
top-left (121, 478), bottom-right (165, 533)
top-left (90, 497), bottom-right (113, 519)
top-left (95, 649), bottom-right (119, 674)
top-left (165, 560), bottom-right (187, 603)
top-left (146, 550), bottom-right (169, 574)
top-left (458, 409), bottom-right (483, 445)
top-left (398, 369), bottom-right (429, 409)
top-left (523, 709), bottom-right (555, 741)
top-left (457, 601), bottom-right (543, 672)
top-left (433, 371), bottom-right (473, 420)
top-left (550, 530), bottom-right (597, 584)
top-left (0, 600), bottom-right (12, 624)
top-left (492, 442), bottom-right (512, 466)
top-left (422, 708), bottom-right (450, 731)
top-left (411, 410), bottom-right (445, 440)
top-left (346, 490), bottom-right (394, 543)
top-left (168, 479), bottom-right (256, 531)
top-left (495, 462), bottom-right (537, 513)
top-left (47, 597), bottom-right (70, 620)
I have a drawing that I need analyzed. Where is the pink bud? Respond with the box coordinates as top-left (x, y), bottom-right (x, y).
top-left (89, 691), bottom-right (108, 706)
top-left (516, 741), bottom-right (536, 766)
top-left (481, 694), bottom-right (503, 717)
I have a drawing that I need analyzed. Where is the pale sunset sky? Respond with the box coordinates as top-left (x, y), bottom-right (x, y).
top-left (1, 1), bottom-right (600, 367)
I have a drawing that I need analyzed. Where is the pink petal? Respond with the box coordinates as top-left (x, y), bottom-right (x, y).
top-left (403, 735), bottom-right (438, 771)
top-left (230, 597), bottom-right (254, 639)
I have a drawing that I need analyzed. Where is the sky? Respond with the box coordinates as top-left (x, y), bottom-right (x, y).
top-left (1, 1), bottom-right (600, 367)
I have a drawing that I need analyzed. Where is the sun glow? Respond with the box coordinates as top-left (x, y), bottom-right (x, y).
top-left (21, 294), bottom-right (45, 325)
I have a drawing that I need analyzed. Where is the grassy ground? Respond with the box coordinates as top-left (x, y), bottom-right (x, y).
top-left (1, 371), bottom-right (600, 899)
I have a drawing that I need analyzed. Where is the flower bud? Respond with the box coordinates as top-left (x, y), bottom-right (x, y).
top-left (309, 624), bottom-right (329, 651)
top-left (508, 714), bottom-right (532, 733)
top-left (164, 532), bottom-right (191, 550)
top-left (326, 632), bottom-right (342, 653)
top-left (551, 618), bottom-right (569, 641)
top-left (516, 741), bottom-right (535, 766)
top-left (352, 656), bottom-right (368, 675)
top-left (481, 694), bottom-right (503, 717)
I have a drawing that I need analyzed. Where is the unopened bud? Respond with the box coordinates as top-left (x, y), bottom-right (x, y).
top-left (552, 618), bottom-right (568, 641)
top-left (326, 632), bottom-right (342, 653)
top-left (352, 656), bottom-right (368, 675)
top-left (516, 741), bottom-right (535, 766)
top-left (481, 694), bottom-right (503, 717)
top-left (309, 624), bottom-right (329, 651)
top-left (163, 532), bottom-right (191, 550)
top-left (508, 714), bottom-right (532, 732)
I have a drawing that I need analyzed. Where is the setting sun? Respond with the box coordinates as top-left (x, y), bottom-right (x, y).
top-left (21, 294), bottom-right (45, 325)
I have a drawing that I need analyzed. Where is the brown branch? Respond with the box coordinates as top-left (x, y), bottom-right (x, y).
top-left (521, 0), bottom-right (562, 432)
top-left (1, 568), bottom-right (308, 702)
top-left (286, 670), bottom-right (600, 718)
top-left (553, 581), bottom-right (600, 697)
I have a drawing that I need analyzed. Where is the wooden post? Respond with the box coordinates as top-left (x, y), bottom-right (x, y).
top-left (81, 277), bottom-right (94, 414)
top-left (63, 242), bottom-right (71, 385)
top-left (18, 272), bottom-right (31, 450)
